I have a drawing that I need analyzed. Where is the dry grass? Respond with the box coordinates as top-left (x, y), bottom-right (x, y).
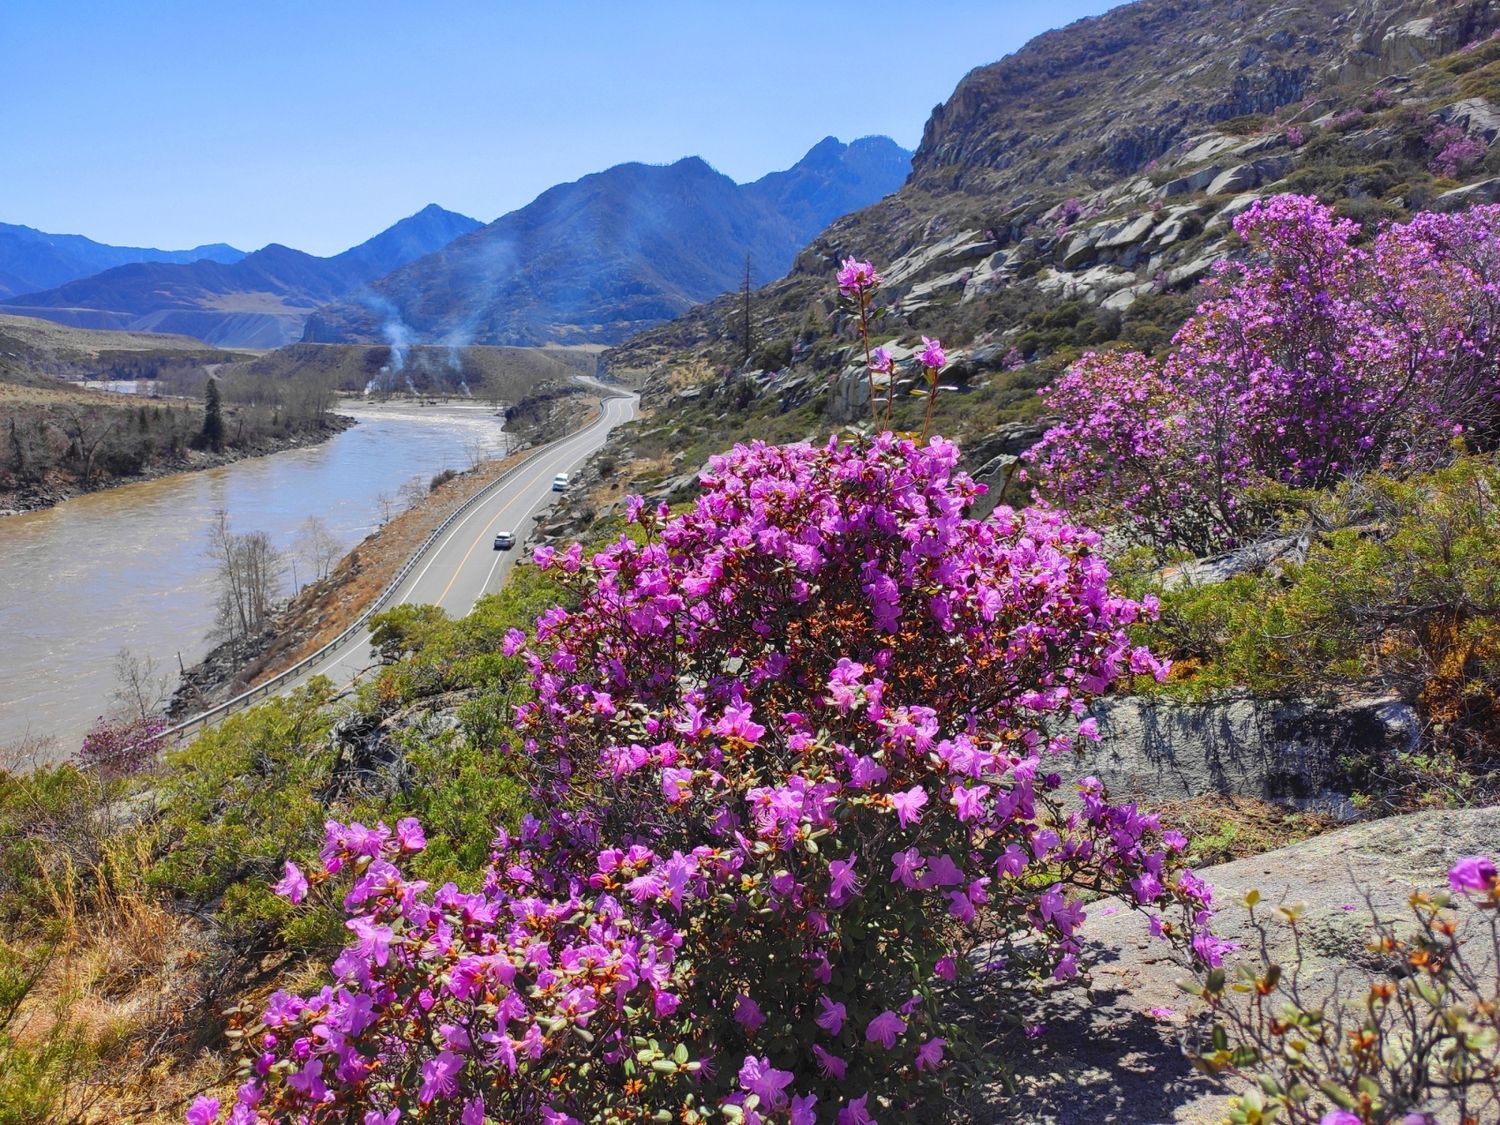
top-left (1149, 795), bottom-right (1339, 867)
top-left (5, 838), bottom-right (222, 1123)
top-left (588, 451), bottom-right (677, 511)
top-left (0, 314), bottom-right (224, 358)
top-left (0, 378), bottom-right (132, 408)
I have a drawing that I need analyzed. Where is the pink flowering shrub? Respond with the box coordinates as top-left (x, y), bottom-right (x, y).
top-left (1426, 123), bottom-right (1485, 179)
top-left (77, 713), bottom-right (166, 778)
top-left (1033, 195), bottom-right (1500, 553)
top-left (207, 434), bottom-right (1218, 1124)
top-left (837, 258), bottom-right (946, 435)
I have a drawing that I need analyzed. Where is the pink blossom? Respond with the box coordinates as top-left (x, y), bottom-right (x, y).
top-left (812, 1043), bottom-right (848, 1080)
top-left (395, 817), bottom-right (426, 852)
top-left (827, 854), bottom-right (860, 906)
top-left (1449, 855), bottom-right (1497, 894)
top-left (919, 336), bottom-right (946, 370)
top-left (914, 1036), bottom-right (947, 1071)
top-left (816, 994), bottom-right (847, 1035)
top-left (272, 861), bottom-right (308, 904)
top-left (734, 992), bottom-right (766, 1033)
top-left (890, 785), bottom-right (928, 828)
top-left (738, 1055), bottom-right (794, 1110)
top-left (661, 766), bottom-right (694, 804)
top-left (838, 1094), bottom-right (876, 1125)
top-left (866, 1009), bottom-right (906, 1049)
top-left (836, 257), bottom-right (883, 296)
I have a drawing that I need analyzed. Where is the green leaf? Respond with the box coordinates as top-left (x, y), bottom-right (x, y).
top-left (1317, 1081), bottom-right (1356, 1109)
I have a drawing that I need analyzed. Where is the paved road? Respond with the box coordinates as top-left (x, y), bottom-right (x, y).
top-left (301, 389), bottom-right (637, 688)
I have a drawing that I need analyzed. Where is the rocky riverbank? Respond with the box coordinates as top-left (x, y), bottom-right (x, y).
top-left (0, 412), bottom-right (356, 516)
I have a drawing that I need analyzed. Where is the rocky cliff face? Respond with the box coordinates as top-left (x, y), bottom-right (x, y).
top-left (914, 1), bottom-right (1491, 195)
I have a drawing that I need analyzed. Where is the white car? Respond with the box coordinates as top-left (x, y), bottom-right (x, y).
top-left (551, 472), bottom-right (570, 492)
top-left (492, 531), bottom-right (515, 550)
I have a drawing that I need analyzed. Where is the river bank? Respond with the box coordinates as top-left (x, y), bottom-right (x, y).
top-left (168, 393), bottom-right (603, 715)
top-left (0, 412), bottom-right (357, 516)
top-left (0, 397), bottom-right (527, 757)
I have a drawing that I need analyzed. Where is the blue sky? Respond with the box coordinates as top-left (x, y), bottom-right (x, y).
top-left (4, 1), bottom-right (1125, 256)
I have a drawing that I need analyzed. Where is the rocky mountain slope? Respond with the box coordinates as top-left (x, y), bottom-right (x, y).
top-left (601, 0), bottom-right (1500, 486)
top-left (301, 136), bottom-right (911, 348)
top-left (1, 204), bottom-right (480, 348)
top-left (0, 222), bottom-right (243, 299)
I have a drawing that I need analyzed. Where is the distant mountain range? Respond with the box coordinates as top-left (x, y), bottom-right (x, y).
top-left (0, 224), bottom-right (245, 299)
top-left (1, 205), bottom-right (482, 348)
top-left (302, 135), bottom-right (912, 348)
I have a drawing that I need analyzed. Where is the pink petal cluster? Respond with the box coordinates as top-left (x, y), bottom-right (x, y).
top-left (1448, 855), bottom-right (1497, 894)
top-left (836, 256), bottom-right (883, 297)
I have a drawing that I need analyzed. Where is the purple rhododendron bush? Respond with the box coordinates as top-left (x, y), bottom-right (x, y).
top-left (1032, 195), bottom-right (1500, 554)
top-left (196, 433), bottom-right (1223, 1124)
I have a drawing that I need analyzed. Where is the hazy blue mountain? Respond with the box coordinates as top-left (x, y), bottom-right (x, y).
top-left (302, 136), bottom-right (912, 347)
top-left (0, 223), bottom-right (245, 298)
top-left (1, 205), bottom-right (481, 348)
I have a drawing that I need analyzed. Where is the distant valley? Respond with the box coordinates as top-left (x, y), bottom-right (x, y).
top-left (0, 136), bottom-right (910, 353)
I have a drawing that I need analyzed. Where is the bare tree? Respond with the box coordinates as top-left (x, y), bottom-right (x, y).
top-left (398, 474), bottom-right (428, 511)
top-left (60, 406), bottom-right (119, 486)
top-left (207, 508), bottom-right (283, 645)
top-left (0, 730), bottom-right (58, 776)
top-left (373, 492), bottom-right (397, 526)
top-left (464, 437), bottom-right (488, 469)
top-left (110, 647), bottom-right (175, 720)
top-left (294, 515), bottom-right (343, 582)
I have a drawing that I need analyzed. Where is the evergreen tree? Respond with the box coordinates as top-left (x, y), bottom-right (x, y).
top-left (199, 377), bottom-right (225, 452)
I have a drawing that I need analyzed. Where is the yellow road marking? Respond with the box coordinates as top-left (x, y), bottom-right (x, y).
top-left (432, 486), bottom-right (531, 604)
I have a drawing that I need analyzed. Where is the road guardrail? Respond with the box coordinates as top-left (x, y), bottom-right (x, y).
top-left (150, 392), bottom-right (627, 745)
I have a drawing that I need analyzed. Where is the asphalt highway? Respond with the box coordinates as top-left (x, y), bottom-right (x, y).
top-left (300, 389), bottom-right (637, 688)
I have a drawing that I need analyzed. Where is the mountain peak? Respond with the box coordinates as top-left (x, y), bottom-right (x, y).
top-left (301, 141), bottom-right (912, 348)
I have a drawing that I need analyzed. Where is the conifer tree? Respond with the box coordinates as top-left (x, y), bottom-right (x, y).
top-left (199, 377), bottom-right (225, 451)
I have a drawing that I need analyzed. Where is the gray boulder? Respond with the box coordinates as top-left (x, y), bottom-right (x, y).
top-left (1160, 165), bottom-right (1226, 197)
top-left (1441, 96), bottom-right (1500, 143)
top-left (1068, 695), bottom-right (1419, 814)
top-left (1435, 177), bottom-right (1500, 211)
top-left (1156, 534), bottom-right (1308, 590)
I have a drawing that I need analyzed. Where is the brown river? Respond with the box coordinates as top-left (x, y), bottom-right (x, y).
top-left (0, 399), bottom-right (514, 759)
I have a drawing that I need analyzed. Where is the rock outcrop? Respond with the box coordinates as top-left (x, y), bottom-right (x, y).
top-left (988, 805), bottom-right (1500, 1123)
top-left (1071, 695), bottom-right (1420, 816)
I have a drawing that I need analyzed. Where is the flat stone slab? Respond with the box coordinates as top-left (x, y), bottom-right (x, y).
top-left (979, 806), bottom-right (1500, 1122)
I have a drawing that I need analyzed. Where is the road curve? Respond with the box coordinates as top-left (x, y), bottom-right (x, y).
top-left (300, 389), bottom-right (637, 688)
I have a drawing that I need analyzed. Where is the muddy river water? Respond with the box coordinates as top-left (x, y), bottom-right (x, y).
top-left (0, 399), bottom-right (514, 758)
